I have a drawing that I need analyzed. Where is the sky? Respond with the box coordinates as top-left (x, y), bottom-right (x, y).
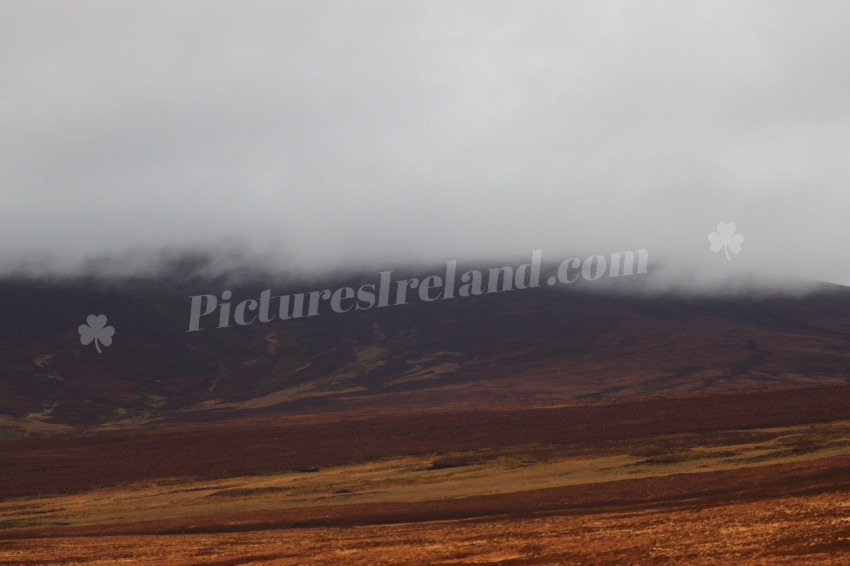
top-left (1, 1), bottom-right (849, 290)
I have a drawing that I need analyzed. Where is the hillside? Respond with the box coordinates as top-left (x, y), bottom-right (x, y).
top-left (3, 275), bottom-right (850, 563)
top-left (1, 274), bottom-right (848, 435)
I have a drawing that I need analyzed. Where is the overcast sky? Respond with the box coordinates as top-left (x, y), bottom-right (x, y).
top-left (1, 1), bottom-right (848, 290)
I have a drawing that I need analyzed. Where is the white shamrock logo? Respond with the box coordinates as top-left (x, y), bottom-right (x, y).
top-left (708, 222), bottom-right (744, 261)
top-left (78, 314), bottom-right (115, 353)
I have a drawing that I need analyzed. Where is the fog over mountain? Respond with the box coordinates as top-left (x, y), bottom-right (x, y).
top-left (2, 1), bottom-right (848, 290)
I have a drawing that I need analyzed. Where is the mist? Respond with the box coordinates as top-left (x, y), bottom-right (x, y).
top-left (2, 1), bottom-right (848, 291)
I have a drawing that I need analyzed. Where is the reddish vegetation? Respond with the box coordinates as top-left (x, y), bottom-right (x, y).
top-left (3, 451), bottom-right (850, 565)
top-left (1, 384), bottom-right (850, 499)
top-left (2, 281), bottom-right (850, 562)
top-left (5, 453), bottom-right (850, 540)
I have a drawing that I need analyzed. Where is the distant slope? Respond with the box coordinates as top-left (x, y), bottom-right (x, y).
top-left (1, 275), bottom-right (849, 435)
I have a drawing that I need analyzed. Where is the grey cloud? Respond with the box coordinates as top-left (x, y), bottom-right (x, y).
top-left (1, 1), bottom-right (848, 289)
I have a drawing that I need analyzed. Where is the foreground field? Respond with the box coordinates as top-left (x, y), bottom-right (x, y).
top-left (3, 409), bottom-right (850, 564)
top-left (3, 419), bottom-right (850, 532)
top-left (2, 488), bottom-right (849, 565)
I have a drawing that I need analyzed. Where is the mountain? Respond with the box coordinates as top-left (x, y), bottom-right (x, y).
top-left (2, 272), bottom-right (849, 436)
top-left (4, 272), bottom-right (850, 563)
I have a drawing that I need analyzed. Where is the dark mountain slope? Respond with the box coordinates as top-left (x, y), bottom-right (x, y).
top-left (1, 275), bottom-right (848, 436)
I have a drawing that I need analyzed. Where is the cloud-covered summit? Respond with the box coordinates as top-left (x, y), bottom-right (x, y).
top-left (2, 1), bottom-right (848, 288)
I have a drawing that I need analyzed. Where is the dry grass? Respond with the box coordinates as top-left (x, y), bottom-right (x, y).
top-left (3, 489), bottom-right (850, 565)
top-left (3, 420), bottom-right (850, 532)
